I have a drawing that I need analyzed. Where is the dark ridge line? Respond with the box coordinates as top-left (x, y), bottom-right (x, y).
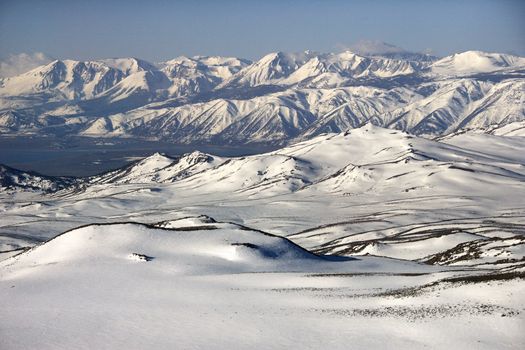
top-left (5, 220), bottom-right (355, 262)
top-left (291, 212), bottom-right (525, 239)
top-left (304, 272), bottom-right (429, 277)
top-left (314, 221), bottom-right (525, 254)
top-left (385, 171), bottom-right (416, 181)
top-left (154, 214), bottom-right (217, 227)
top-left (222, 221), bottom-right (354, 261)
top-left (420, 236), bottom-right (525, 265)
top-left (307, 220), bottom-right (525, 254)
top-left (371, 270), bottom-right (525, 299)
top-left (0, 247), bottom-right (29, 254)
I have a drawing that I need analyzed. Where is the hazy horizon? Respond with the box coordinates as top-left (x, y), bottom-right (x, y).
top-left (1, 0), bottom-right (524, 63)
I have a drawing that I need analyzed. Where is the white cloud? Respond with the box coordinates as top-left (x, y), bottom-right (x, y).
top-left (0, 52), bottom-right (53, 78)
top-left (347, 40), bottom-right (408, 56)
top-left (336, 40), bottom-right (436, 61)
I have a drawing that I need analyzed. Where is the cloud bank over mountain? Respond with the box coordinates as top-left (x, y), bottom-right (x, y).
top-left (0, 52), bottom-right (53, 78)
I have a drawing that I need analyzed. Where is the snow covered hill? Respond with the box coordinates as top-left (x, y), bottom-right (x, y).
top-left (2, 124), bottom-right (525, 349)
top-left (2, 125), bottom-right (524, 269)
top-left (87, 151), bottom-right (222, 184)
top-left (430, 51), bottom-right (525, 76)
top-left (2, 222), bottom-right (329, 275)
top-left (0, 50), bottom-right (523, 143)
top-left (1, 220), bottom-right (523, 349)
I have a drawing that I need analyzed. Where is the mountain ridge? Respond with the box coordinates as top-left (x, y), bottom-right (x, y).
top-left (1, 50), bottom-right (524, 144)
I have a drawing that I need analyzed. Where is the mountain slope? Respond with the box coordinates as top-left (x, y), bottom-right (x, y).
top-left (2, 125), bottom-right (524, 270)
top-left (218, 51), bottom-right (316, 88)
top-left (6, 220), bottom-right (519, 350)
top-left (0, 50), bottom-right (524, 142)
top-left (0, 59), bottom-right (143, 100)
top-left (430, 51), bottom-right (525, 76)
top-left (0, 164), bottom-right (76, 192)
top-left (282, 51), bottom-right (426, 88)
top-left (74, 124), bottom-right (525, 201)
top-left (87, 151), bottom-right (223, 184)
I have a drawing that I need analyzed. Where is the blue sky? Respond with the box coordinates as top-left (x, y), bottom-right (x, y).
top-left (0, 0), bottom-right (523, 61)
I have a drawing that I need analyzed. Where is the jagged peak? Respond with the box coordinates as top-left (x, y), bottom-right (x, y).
top-left (255, 51), bottom-right (316, 67)
top-left (140, 152), bottom-right (175, 162)
top-left (99, 57), bottom-right (157, 73)
top-left (180, 150), bottom-right (214, 163)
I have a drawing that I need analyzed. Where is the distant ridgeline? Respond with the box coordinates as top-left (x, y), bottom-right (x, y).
top-left (0, 50), bottom-right (524, 144)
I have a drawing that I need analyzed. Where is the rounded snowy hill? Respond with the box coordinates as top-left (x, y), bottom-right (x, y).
top-left (2, 221), bottom-right (338, 275)
top-left (430, 51), bottom-right (525, 76)
top-left (1, 219), bottom-right (521, 350)
top-left (1, 218), bottom-right (431, 280)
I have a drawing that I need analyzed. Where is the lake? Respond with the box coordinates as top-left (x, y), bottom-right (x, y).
top-left (0, 136), bottom-right (279, 177)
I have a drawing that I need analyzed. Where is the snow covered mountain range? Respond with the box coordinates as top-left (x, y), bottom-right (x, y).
top-left (1, 50), bottom-right (524, 143)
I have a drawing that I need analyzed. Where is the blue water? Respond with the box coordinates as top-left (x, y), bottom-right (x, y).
top-left (0, 137), bottom-right (277, 177)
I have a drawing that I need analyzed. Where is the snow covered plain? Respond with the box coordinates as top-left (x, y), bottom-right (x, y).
top-left (1, 124), bottom-right (525, 349)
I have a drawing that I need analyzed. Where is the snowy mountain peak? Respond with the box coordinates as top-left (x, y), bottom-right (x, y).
top-left (182, 150), bottom-right (215, 164)
top-left (0, 59), bottom-right (126, 99)
top-left (1, 49), bottom-right (524, 142)
top-left (87, 151), bottom-right (222, 185)
top-left (99, 57), bottom-right (157, 74)
top-left (135, 152), bottom-right (175, 167)
top-left (220, 50), bottom-right (317, 87)
top-left (431, 51), bottom-right (525, 76)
